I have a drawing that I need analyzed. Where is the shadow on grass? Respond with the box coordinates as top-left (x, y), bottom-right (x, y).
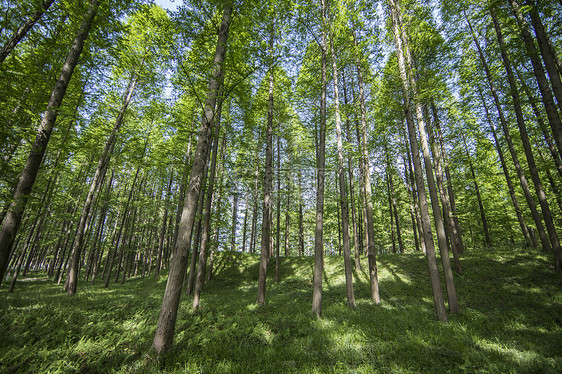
top-left (1, 248), bottom-right (561, 373)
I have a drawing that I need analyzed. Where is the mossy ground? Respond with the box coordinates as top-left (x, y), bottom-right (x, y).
top-left (1, 247), bottom-right (561, 373)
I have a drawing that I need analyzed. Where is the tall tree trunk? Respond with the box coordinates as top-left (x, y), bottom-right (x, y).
top-left (478, 86), bottom-right (534, 248)
top-left (284, 168), bottom-right (291, 257)
top-left (193, 91), bottom-right (225, 310)
top-left (186, 160), bottom-right (209, 294)
top-left (525, 0), bottom-right (562, 117)
top-left (465, 9), bottom-right (552, 253)
top-left (231, 183), bottom-right (238, 252)
top-left (0, 0), bottom-right (56, 63)
top-left (156, 171), bottom-right (174, 277)
top-left (250, 143), bottom-right (260, 255)
top-left (388, 0), bottom-right (447, 320)
top-left (152, 4), bottom-right (232, 355)
top-left (312, 0), bottom-right (328, 316)
top-left (387, 160), bottom-right (405, 254)
top-left (510, 0), bottom-right (562, 160)
top-left (207, 156), bottom-right (225, 284)
top-left (431, 107), bottom-right (465, 254)
top-left (402, 126), bottom-right (423, 253)
top-left (275, 134), bottom-right (281, 283)
top-left (429, 103), bottom-right (462, 271)
top-left (0, 0), bottom-right (99, 286)
top-left (298, 171), bottom-right (304, 256)
top-left (66, 76), bottom-right (138, 295)
top-left (105, 168), bottom-right (141, 287)
top-left (515, 66), bottom-right (562, 180)
top-left (491, 8), bottom-right (562, 270)
top-left (463, 138), bottom-right (491, 247)
top-left (352, 29), bottom-right (379, 304)
top-left (342, 73), bottom-right (361, 269)
top-left (330, 33), bottom-right (355, 308)
top-left (257, 27), bottom-right (275, 306)
top-left (394, 4), bottom-right (459, 313)
top-left (242, 196), bottom-right (248, 253)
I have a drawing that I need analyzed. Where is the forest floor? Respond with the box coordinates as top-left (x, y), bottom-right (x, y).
top-left (1, 246), bottom-right (561, 373)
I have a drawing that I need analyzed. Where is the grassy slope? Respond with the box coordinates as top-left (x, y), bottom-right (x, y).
top-left (1, 247), bottom-right (561, 373)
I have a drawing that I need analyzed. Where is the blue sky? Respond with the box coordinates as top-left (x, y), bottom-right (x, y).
top-left (153, 0), bottom-right (180, 11)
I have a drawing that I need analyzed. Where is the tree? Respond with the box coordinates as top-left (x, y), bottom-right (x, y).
top-left (151, 2), bottom-right (233, 355)
top-left (0, 0), bottom-right (100, 286)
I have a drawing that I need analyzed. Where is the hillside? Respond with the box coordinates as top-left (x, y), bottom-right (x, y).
top-left (1, 247), bottom-right (561, 373)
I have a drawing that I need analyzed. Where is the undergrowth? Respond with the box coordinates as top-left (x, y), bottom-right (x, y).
top-left (1, 247), bottom-right (561, 373)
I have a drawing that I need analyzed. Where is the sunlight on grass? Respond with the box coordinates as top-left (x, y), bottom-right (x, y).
top-left (1, 248), bottom-right (561, 373)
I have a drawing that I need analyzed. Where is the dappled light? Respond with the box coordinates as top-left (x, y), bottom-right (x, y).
top-left (2, 248), bottom-right (561, 372)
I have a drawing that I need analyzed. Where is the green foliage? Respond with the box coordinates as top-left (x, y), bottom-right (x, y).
top-left (2, 247), bottom-right (561, 373)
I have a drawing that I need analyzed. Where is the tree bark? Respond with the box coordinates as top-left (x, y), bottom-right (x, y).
top-left (428, 103), bottom-right (462, 272)
top-left (330, 33), bottom-right (355, 308)
top-left (156, 171), bottom-right (174, 277)
top-left (491, 8), bottom-right (562, 270)
top-left (257, 27), bottom-right (275, 305)
top-left (388, 0), bottom-right (448, 320)
top-left (275, 134), bottom-right (281, 283)
top-left (510, 0), bottom-right (562, 161)
top-left (152, 3), bottom-right (232, 355)
top-left (478, 83), bottom-right (534, 247)
top-left (312, 0), bottom-right (328, 317)
top-left (525, 0), bottom-right (562, 117)
top-left (66, 76), bottom-right (138, 295)
top-left (352, 28), bottom-right (379, 304)
top-left (465, 9), bottom-right (552, 253)
top-left (0, 0), bottom-right (99, 286)
top-left (0, 0), bottom-right (56, 63)
top-left (464, 138), bottom-right (491, 247)
top-left (193, 91), bottom-right (225, 310)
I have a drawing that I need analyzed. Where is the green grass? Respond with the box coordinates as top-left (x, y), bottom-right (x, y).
top-left (1, 247), bottom-right (561, 373)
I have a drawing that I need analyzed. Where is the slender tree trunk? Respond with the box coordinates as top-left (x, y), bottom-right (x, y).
top-left (250, 144), bottom-right (260, 255)
top-left (186, 162), bottom-right (209, 294)
top-left (152, 4), bottom-right (232, 355)
top-left (105, 168), bottom-right (141, 288)
top-left (312, 0), bottom-right (328, 316)
top-left (388, 161), bottom-right (405, 254)
top-left (231, 184), bottom-right (238, 252)
top-left (242, 196), bottom-right (248, 253)
top-left (193, 92), bottom-right (225, 310)
top-left (257, 27), bottom-right (275, 306)
top-left (431, 106), bottom-right (465, 254)
top-left (66, 76), bottom-right (138, 295)
top-left (492, 8), bottom-right (562, 270)
top-left (0, 0), bottom-right (99, 286)
top-left (284, 168), bottom-right (291, 257)
top-left (525, 0), bottom-right (562, 117)
top-left (352, 28), bottom-right (379, 304)
top-left (516, 66), bottom-right (562, 180)
top-left (342, 74), bottom-right (361, 269)
top-left (403, 124), bottom-right (425, 253)
top-left (478, 86), bottom-right (534, 247)
top-left (330, 33), bottom-right (356, 308)
top-left (0, 0), bottom-right (56, 63)
top-left (510, 0), bottom-right (562, 160)
top-left (429, 103), bottom-right (462, 271)
top-left (463, 138), bottom-right (491, 247)
top-left (207, 161), bottom-right (225, 283)
top-left (156, 172), bottom-right (174, 277)
top-left (465, 9), bottom-right (552, 253)
top-left (172, 135), bottom-right (194, 248)
top-left (275, 134), bottom-right (281, 283)
top-left (298, 173), bottom-right (304, 257)
top-left (388, 0), bottom-right (448, 321)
